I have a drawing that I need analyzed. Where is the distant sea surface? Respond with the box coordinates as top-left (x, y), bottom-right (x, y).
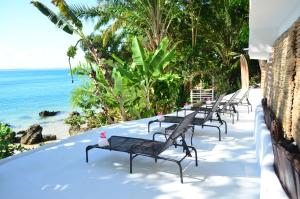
top-left (0, 69), bottom-right (80, 133)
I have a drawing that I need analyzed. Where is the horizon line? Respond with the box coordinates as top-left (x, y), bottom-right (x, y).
top-left (0, 67), bottom-right (70, 71)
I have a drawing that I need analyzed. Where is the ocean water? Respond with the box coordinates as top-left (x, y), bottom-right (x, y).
top-left (0, 69), bottom-right (80, 131)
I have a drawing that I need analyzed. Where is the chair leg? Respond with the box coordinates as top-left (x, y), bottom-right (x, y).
top-left (217, 127), bottom-right (221, 141)
top-left (177, 161), bottom-right (183, 184)
top-left (85, 145), bottom-right (95, 163)
top-left (130, 153), bottom-right (133, 173)
top-left (202, 124), bottom-right (222, 141)
top-left (190, 126), bottom-right (195, 146)
top-left (232, 105), bottom-right (239, 121)
top-left (152, 133), bottom-right (156, 141)
top-left (190, 146), bottom-right (198, 166)
top-left (223, 120), bottom-right (227, 134)
top-left (86, 148), bottom-right (89, 163)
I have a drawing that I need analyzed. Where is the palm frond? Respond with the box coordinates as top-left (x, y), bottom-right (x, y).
top-left (70, 4), bottom-right (101, 19)
top-left (31, 1), bottom-right (74, 34)
top-left (51, 0), bottom-right (82, 29)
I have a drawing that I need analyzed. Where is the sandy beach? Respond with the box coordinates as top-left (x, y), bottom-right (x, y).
top-left (39, 119), bottom-right (70, 139)
top-left (12, 113), bottom-right (71, 140)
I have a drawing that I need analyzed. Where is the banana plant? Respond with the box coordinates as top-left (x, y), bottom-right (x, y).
top-left (98, 68), bottom-right (133, 121)
top-left (72, 61), bottom-right (139, 121)
top-left (113, 37), bottom-right (178, 112)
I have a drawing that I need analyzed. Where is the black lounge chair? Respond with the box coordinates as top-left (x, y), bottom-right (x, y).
top-left (219, 90), bottom-right (241, 122)
top-left (85, 111), bottom-right (199, 183)
top-left (177, 90), bottom-right (241, 124)
top-left (204, 89), bottom-right (241, 124)
top-left (148, 94), bottom-right (226, 142)
top-left (231, 88), bottom-right (252, 113)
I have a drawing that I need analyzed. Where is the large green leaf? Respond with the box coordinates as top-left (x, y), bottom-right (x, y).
top-left (148, 37), bottom-right (177, 72)
top-left (148, 48), bottom-right (165, 73)
top-left (31, 1), bottom-right (74, 34)
top-left (158, 37), bottom-right (170, 50)
top-left (112, 54), bottom-right (125, 66)
top-left (159, 43), bottom-right (177, 70)
top-left (131, 37), bottom-right (146, 71)
top-left (115, 64), bottom-right (136, 84)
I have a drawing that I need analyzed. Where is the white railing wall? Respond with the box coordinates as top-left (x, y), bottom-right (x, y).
top-left (190, 88), bottom-right (214, 103)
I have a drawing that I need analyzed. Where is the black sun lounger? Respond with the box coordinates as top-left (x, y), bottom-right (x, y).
top-left (203, 89), bottom-right (241, 124)
top-left (218, 90), bottom-right (241, 123)
top-left (148, 94), bottom-right (226, 142)
top-left (85, 111), bottom-right (199, 183)
top-left (177, 90), bottom-right (241, 124)
top-left (231, 88), bottom-right (252, 113)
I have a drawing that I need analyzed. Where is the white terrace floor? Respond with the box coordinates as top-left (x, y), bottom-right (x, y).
top-left (0, 89), bottom-right (262, 199)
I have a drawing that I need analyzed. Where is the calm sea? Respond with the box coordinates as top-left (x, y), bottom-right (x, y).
top-left (0, 69), bottom-right (80, 130)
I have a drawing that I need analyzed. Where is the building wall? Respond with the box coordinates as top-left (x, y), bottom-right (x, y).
top-left (264, 16), bottom-right (300, 145)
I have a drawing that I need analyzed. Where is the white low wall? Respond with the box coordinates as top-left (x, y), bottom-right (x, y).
top-left (254, 105), bottom-right (288, 199)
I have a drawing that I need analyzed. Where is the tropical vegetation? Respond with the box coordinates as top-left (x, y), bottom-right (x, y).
top-left (0, 123), bottom-right (25, 159)
top-left (31, 0), bottom-right (258, 131)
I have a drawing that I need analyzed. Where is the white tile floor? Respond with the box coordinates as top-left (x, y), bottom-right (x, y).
top-left (0, 89), bottom-right (262, 199)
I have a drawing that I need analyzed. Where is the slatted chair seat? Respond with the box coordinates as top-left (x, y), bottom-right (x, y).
top-left (86, 136), bottom-right (165, 156)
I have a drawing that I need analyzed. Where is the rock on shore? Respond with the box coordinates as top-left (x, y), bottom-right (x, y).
top-left (17, 124), bottom-right (58, 145)
top-left (20, 124), bottom-right (43, 145)
top-left (39, 111), bottom-right (60, 117)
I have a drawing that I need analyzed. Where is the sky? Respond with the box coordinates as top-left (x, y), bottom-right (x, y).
top-left (0, 0), bottom-right (97, 69)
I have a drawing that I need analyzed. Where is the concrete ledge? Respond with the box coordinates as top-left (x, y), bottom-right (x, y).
top-left (254, 105), bottom-right (288, 199)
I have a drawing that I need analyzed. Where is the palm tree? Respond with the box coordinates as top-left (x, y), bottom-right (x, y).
top-left (31, 0), bottom-right (115, 123)
top-left (71, 0), bottom-right (179, 51)
top-left (202, 0), bottom-right (248, 68)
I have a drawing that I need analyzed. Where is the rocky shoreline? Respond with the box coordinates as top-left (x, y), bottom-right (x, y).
top-left (6, 110), bottom-right (93, 150)
top-left (13, 124), bottom-right (57, 145)
top-left (10, 110), bottom-right (71, 147)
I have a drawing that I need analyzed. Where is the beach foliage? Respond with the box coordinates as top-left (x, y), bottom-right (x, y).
top-left (0, 123), bottom-right (25, 159)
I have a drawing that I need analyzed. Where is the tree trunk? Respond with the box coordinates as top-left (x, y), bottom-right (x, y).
top-left (146, 89), bottom-right (150, 111)
top-left (87, 40), bottom-right (114, 87)
top-left (240, 54), bottom-right (249, 89)
top-left (90, 70), bottom-right (114, 124)
top-left (118, 94), bottom-right (127, 121)
top-left (85, 39), bottom-right (115, 124)
top-left (120, 105), bottom-right (127, 121)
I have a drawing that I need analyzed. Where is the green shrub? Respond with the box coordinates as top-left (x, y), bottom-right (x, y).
top-left (0, 123), bottom-right (25, 159)
top-left (64, 115), bottom-right (85, 127)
